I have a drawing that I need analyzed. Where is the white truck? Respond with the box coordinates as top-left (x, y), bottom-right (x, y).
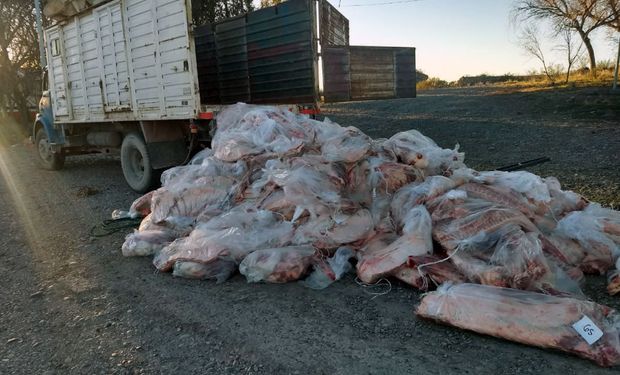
top-left (34, 0), bottom-right (416, 192)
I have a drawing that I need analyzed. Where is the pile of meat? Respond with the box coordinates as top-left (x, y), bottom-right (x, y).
top-left (120, 103), bottom-right (620, 366)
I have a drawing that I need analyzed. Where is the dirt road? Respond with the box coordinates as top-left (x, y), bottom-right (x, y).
top-left (1, 86), bottom-right (619, 374)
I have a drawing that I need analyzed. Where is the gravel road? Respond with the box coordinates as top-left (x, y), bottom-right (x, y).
top-left (1, 86), bottom-right (619, 374)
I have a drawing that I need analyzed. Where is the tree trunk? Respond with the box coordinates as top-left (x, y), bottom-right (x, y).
top-left (577, 29), bottom-right (597, 77)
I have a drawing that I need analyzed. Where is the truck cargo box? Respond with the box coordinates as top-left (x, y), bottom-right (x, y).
top-left (44, 0), bottom-right (416, 125)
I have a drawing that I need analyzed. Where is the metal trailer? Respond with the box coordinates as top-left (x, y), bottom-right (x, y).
top-left (33, 0), bottom-right (416, 192)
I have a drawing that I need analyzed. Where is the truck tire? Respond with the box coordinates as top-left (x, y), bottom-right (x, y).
top-left (35, 128), bottom-right (65, 170)
top-left (121, 133), bottom-right (156, 193)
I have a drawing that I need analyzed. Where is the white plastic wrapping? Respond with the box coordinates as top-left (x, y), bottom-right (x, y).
top-left (122, 230), bottom-right (175, 257)
top-left (239, 246), bottom-right (316, 283)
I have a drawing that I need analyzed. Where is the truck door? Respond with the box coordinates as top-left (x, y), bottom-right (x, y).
top-left (95, 1), bottom-right (132, 112)
top-left (46, 27), bottom-right (70, 117)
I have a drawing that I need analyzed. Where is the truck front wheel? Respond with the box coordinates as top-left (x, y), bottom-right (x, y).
top-left (36, 128), bottom-right (65, 170)
top-left (121, 133), bottom-right (156, 193)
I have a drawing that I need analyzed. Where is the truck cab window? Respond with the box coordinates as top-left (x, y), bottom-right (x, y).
top-left (51, 38), bottom-right (60, 57)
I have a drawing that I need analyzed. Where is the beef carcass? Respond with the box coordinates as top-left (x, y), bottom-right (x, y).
top-left (153, 209), bottom-right (294, 271)
top-left (391, 176), bottom-right (458, 231)
top-left (432, 201), bottom-right (538, 252)
top-left (556, 209), bottom-right (617, 274)
top-left (382, 130), bottom-right (464, 175)
top-left (239, 246), bottom-right (316, 283)
top-left (416, 283), bottom-right (620, 367)
top-left (172, 260), bottom-right (236, 283)
top-left (357, 206), bottom-right (433, 283)
top-left (129, 190), bottom-right (155, 218)
top-left (391, 255), bottom-right (466, 290)
top-left (121, 230), bottom-right (176, 257)
top-left (458, 182), bottom-right (536, 217)
top-left (293, 209), bottom-right (374, 249)
top-left (321, 126), bottom-right (371, 163)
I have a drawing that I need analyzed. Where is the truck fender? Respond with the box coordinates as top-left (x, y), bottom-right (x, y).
top-left (33, 114), bottom-right (64, 145)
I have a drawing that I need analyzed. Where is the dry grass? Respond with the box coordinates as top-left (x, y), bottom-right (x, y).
top-left (487, 69), bottom-right (616, 92)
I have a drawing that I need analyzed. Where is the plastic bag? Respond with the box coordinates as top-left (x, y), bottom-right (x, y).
top-left (544, 177), bottom-right (588, 218)
top-left (458, 182), bottom-right (536, 217)
top-left (390, 176), bottom-right (456, 231)
top-left (416, 283), bottom-right (620, 367)
top-left (149, 182), bottom-right (235, 226)
top-left (172, 260), bottom-right (236, 282)
top-left (239, 246), bottom-right (316, 283)
top-left (321, 126), bottom-right (371, 163)
top-left (189, 148), bottom-right (215, 165)
top-left (280, 163), bottom-right (343, 220)
top-left (382, 130), bottom-right (464, 175)
top-left (392, 254), bottom-right (466, 290)
top-left (367, 157), bottom-right (422, 196)
top-left (128, 190), bottom-right (155, 218)
top-left (556, 207), bottom-right (618, 274)
top-left (122, 230), bottom-right (175, 257)
top-left (293, 210), bottom-right (374, 249)
top-left (302, 247), bottom-right (355, 289)
top-left (357, 206), bottom-right (433, 283)
top-left (474, 171), bottom-right (551, 203)
top-left (212, 104), bottom-right (312, 161)
top-left (161, 158), bottom-right (246, 187)
top-left (431, 198), bottom-right (538, 252)
top-left (153, 208), bottom-right (294, 271)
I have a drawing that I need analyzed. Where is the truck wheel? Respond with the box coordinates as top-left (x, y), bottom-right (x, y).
top-left (121, 133), bottom-right (156, 193)
top-left (36, 128), bottom-right (65, 170)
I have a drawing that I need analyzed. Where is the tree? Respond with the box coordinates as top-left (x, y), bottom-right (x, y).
top-left (0, 0), bottom-right (41, 128)
top-left (260, 0), bottom-right (284, 7)
top-left (518, 25), bottom-right (557, 82)
top-left (192, 0), bottom-right (254, 25)
top-left (514, 0), bottom-right (614, 75)
top-left (555, 28), bottom-right (584, 82)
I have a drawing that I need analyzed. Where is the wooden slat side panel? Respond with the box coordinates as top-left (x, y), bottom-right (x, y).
top-left (322, 47), bottom-right (350, 102)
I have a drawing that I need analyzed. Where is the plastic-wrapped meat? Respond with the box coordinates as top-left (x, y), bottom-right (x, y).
top-left (257, 188), bottom-right (296, 220)
top-left (432, 200), bottom-right (538, 252)
top-left (556, 207), bottom-right (618, 274)
top-left (346, 160), bottom-right (372, 205)
top-left (279, 162), bottom-right (343, 220)
top-left (474, 170), bottom-right (551, 206)
top-left (150, 182), bottom-right (234, 226)
top-left (458, 182), bottom-right (536, 217)
top-left (153, 209), bottom-right (294, 271)
top-left (239, 246), bottom-right (316, 283)
top-left (129, 190), bottom-right (155, 218)
top-left (293, 209), bottom-right (375, 249)
top-left (382, 130), bottom-right (465, 175)
top-left (391, 176), bottom-right (457, 231)
top-left (367, 157), bottom-right (421, 195)
top-left (392, 255), bottom-right (466, 290)
top-left (122, 230), bottom-right (176, 257)
top-left (161, 159), bottom-right (246, 187)
top-left (357, 206), bottom-right (433, 283)
top-left (416, 283), bottom-right (620, 367)
top-left (544, 177), bottom-right (588, 217)
top-left (302, 247), bottom-right (355, 289)
top-left (173, 260), bottom-right (236, 283)
top-left (608, 271), bottom-right (620, 295)
top-left (545, 233), bottom-right (587, 267)
top-left (188, 148), bottom-right (215, 165)
top-left (608, 259), bottom-right (620, 295)
top-left (321, 126), bottom-right (371, 163)
top-left (212, 104), bottom-right (311, 161)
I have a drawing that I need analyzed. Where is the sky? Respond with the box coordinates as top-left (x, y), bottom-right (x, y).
top-left (328, 0), bottom-right (618, 81)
